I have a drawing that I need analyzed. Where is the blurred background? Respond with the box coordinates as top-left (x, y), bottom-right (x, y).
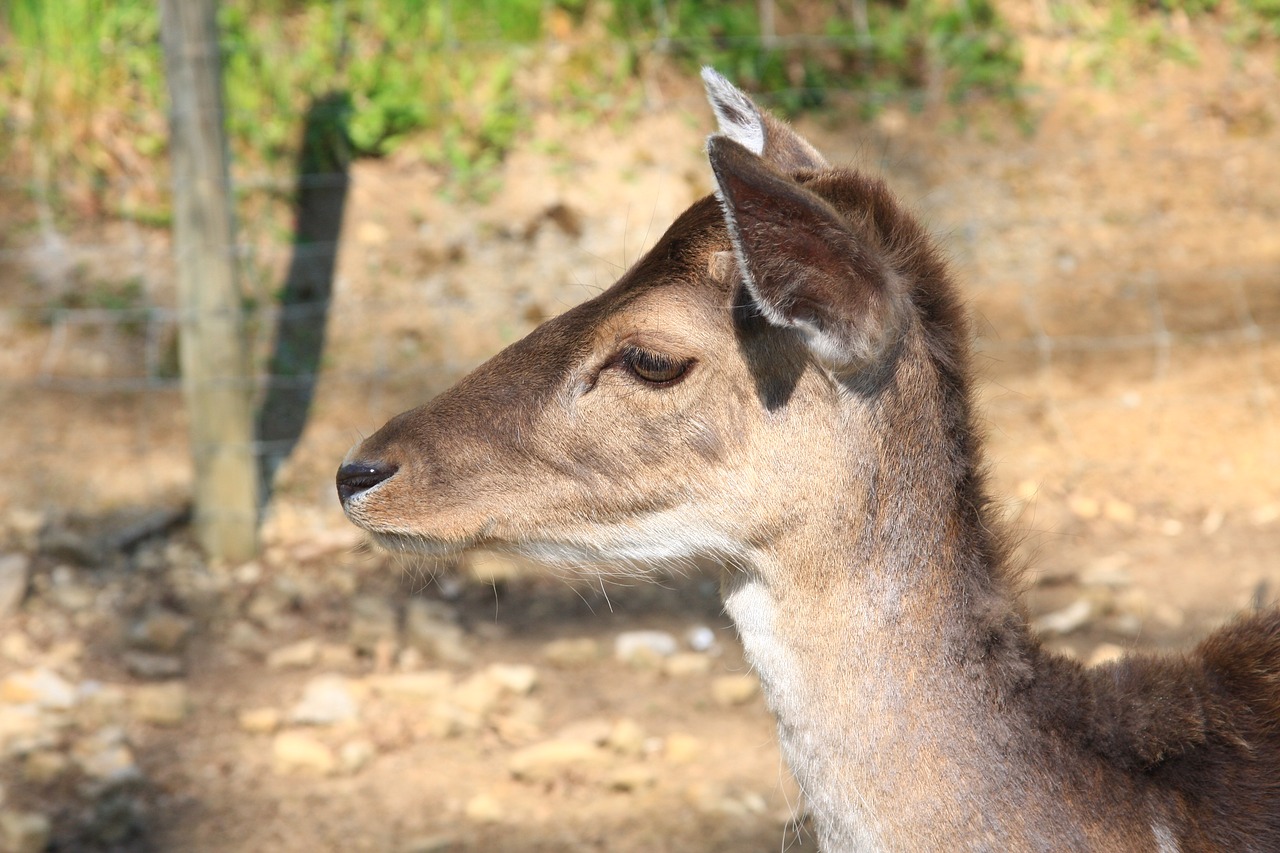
top-left (0, 1), bottom-right (1277, 850)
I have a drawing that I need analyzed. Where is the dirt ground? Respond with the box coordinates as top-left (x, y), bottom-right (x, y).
top-left (2, 17), bottom-right (1280, 853)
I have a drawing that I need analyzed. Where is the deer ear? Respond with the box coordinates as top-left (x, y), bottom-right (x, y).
top-left (701, 67), bottom-right (827, 173)
top-left (707, 135), bottom-right (903, 372)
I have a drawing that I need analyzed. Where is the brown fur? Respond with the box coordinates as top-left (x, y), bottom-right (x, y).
top-left (339, 73), bottom-right (1280, 851)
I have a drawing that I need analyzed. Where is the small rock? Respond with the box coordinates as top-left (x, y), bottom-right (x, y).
top-left (128, 608), bottom-right (193, 654)
top-left (349, 595), bottom-right (399, 655)
top-left (1, 633), bottom-right (33, 664)
top-left (555, 718), bottom-right (613, 746)
top-left (1201, 508), bottom-right (1225, 536)
top-left (5, 509), bottom-right (45, 550)
top-left (419, 701), bottom-right (481, 738)
top-left (267, 639), bottom-right (320, 670)
top-left (1088, 643), bottom-right (1127, 667)
top-left (451, 672), bottom-right (504, 716)
top-left (485, 663), bottom-right (538, 696)
top-left (607, 718), bottom-right (645, 757)
top-left (0, 706), bottom-right (42, 756)
top-left (541, 637), bottom-right (598, 667)
top-left (663, 653), bottom-right (712, 677)
top-left (339, 738), bottom-right (376, 775)
top-left (0, 554), bottom-right (30, 617)
top-left (464, 551), bottom-right (522, 583)
top-left (226, 620), bottom-right (269, 656)
top-left (1159, 519), bottom-right (1184, 537)
top-left (1080, 554), bottom-right (1131, 588)
top-left (608, 763), bottom-right (658, 792)
top-left (711, 674), bottom-right (759, 707)
top-left (1067, 494), bottom-right (1100, 520)
top-left (615, 630), bottom-right (678, 666)
top-left (289, 675), bottom-right (360, 726)
top-left (22, 750), bottom-right (69, 784)
top-left (686, 625), bottom-right (717, 652)
top-left (1153, 603), bottom-right (1185, 629)
top-left (493, 698), bottom-right (545, 744)
top-left (664, 733), bottom-right (702, 764)
top-left (0, 667), bottom-right (76, 710)
top-left (130, 682), bottom-right (189, 726)
top-left (463, 793), bottom-right (505, 823)
top-left (73, 729), bottom-right (141, 785)
top-left (123, 651), bottom-right (185, 680)
top-left (272, 731), bottom-right (336, 775)
top-left (509, 739), bottom-right (607, 783)
top-left (368, 670), bottom-right (454, 700)
top-left (1032, 600), bottom-right (1092, 636)
top-left (404, 599), bottom-right (470, 664)
top-left (1103, 499), bottom-right (1136, 526)
top-left (238, 707), bottom-right (282, 734)
top-left (1250, 504), bottom-right (1280, 527)
top-left (0, 810), bottom-right (51, 853)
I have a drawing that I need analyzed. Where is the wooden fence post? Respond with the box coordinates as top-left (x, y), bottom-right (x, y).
top-left (161, 0), bottom-right (259, 561)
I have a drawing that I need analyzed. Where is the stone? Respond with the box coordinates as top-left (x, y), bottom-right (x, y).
top-left (541, 637), bottom-right (598, 667)
top-left (1, 633), bottom-right (33, 664)
top-left (614, 630), bottom-right (678, 666)
top-left (267, 639), bottom-right (320, 670)
top-left (485, 663), bottom-right (538, 696)
top-left (1088, 643), bottom-right (1127, 667)
top-left (128, 608), bottom-right (193, 654)
top-left (419, 701), bottom-right (482, 739)
top-left (686, 625), bottom-right (717, 652)
top-left (130, 682), bottom-right (189, 726)
top-left (1066, 494), bottom-right (1100, 520)
top-left (226, 620), bottom-right (269, 656)
top-left (0, 554), bottom-right (30, 617)
top-left (1201, 508), bottom-right (1226, 536)
top-left (238, 707), bottom-right (282, 734)
top-left (272, 731), bottom-right (336, 775)
top-left (289, 675), bottom-right (360, 726)
top-left (451, 672), bottom-right (504, 716)
top-left (349, 595), bottom-right (399, 654)
top-left (711, 674), bottom-right (759, 707)
top-left (664, 733), bottom-right (702, 764)
top-left (72, 729), bottom-right (141, 785)
top-left (0, 667), bottom-right (76, 710)
top-left (1031, 600), bottom-right (1092, 636)
top-left (464, 551), bottom-right (523, 583)
top-left (367, 671), bottom-right (454, 700)
top-left (22, 749), bottom-right (69, 784)
top-left (0, 706), bottom-right (43, 756)
top-left (404, 599), bottom-right (470, 664)
top-left (663, 653), bottom-right (712, 677)
top-left (1103, 499), bottom-right (1136, 526)
top-left (555, 718), bottom-right (613, 746)
top-left (1080, 554), bottom-right (1131, 588)
top-left (607, 718), bottom-right (646, 757)
top-left (123, 651), bottom-right (185, 680)
top-left (463, 793), bottom-right (505, 823)
top-left (608, 763), bottom-right (658, 792)
top-left (0, 810), bottom-right (51, 853)
top-left (339, 739), bottom-right (376, 775)
top-left (493, 698), bottom-right (545, 744)
top-left (508, 739), bottom-right (607, 783)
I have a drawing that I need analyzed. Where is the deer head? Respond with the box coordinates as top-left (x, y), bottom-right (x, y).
top-left (338, 68), bottom-right (967, 595)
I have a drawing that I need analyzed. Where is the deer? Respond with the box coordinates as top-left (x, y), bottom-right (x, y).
top-left (337, 69), bottom-right (1280, 851)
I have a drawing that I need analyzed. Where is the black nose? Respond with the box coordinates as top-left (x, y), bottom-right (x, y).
top-left (336, 462), bottom-right (398, 505)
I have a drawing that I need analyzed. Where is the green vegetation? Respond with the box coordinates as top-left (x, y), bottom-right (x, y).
top-left (2, 0), bottom-right (1277, 211)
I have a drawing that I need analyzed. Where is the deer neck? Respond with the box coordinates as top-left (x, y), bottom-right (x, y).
top-left (721, 356), bottom-right (1033, 849)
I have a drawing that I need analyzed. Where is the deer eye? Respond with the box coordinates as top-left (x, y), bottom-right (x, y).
top-left (620, 346), bottom-right (692, 387)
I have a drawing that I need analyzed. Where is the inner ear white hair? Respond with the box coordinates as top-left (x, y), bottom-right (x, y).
top-left (701, 67), bottom-right (765, 156)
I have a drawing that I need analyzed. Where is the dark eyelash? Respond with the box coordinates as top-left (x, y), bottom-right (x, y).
top-left (620, 346), bottom-right (692, 386)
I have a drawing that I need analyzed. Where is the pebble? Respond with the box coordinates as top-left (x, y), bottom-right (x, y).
top-left (607, 718), bottom-right (646, 756)
top-left (664, 733), bottom-right (702, 764)
top-left (123, 651), bottom-right (185, 680)
top-left (615, 630), bottom-right (678, 666)
top-left (608, 763), bottom-right (658, 792)
top-left (22, 750), bottom-right (69, 784)
top-left (1103, 499), bottom-right (1136, 526)
top-left (1080, 554), bottom-right (1131, 588)
top-left (339, 738), bottom-right (376, 774)
top-left (72, 728), bottom-right (141, 785)
top-left (0, 553), bottom-right (30, 617)
top-left (238, 706), bottom-right (282, 734)
top-left (1067, 494), bottom-right (1100, 520)
top-left (541, 637), bottom-right (598, 667)
top-left (1088, 643), bottom-right (1127, 667)
top-left (464, 551), bottom-right (522, 583)
top-left (130, 682), bottom-right (189, 726)
top-left (711, 674), bottom-right (760, 707)
top-left (508, 739), bottom-right (608, 783)
top-left (0, 706), bottom-right (43, 756)
top-left (272, 731), bottom-right (336, 775)
top-left (404, 599), bottom-right (470, 664)
top-left (349, 595), bottom-right (399, 655)
top-left (127, 608), bottom-right (193, 654)
top-left (485, 663), bottom-right (538, 696)
top-left (686, 625), bottom-right (717, 652)
top-left (0, 810), bottom-right (51, 853)
top-left (1031, 600), bottom-right (1092, 636)
top-left (367, 671), bottom-right (454, 700)
top-left (463, 793), bottom-right (505, 823)
top-left (663, 652), bottom-right (712, 677)
top-left (555, 718), bottom-right (613, 746)
top-left (492, 698), bottom-right (545, 744)
top-left (1, 633), bottom-right (33, 664)
top-left (267, 638), bottom-right (320, 670)
top-left (1201, 508), bottom-right (1225, 536)
top-left (451, 672), bottom-right (504, 716)
top-left (289, 675), bottom-right (361, 726)
top-left (0, 667), bottom-right (77, 710)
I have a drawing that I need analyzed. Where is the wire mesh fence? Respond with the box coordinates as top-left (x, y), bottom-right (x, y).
top-left (2, 7), bottom-right (1279, 548)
